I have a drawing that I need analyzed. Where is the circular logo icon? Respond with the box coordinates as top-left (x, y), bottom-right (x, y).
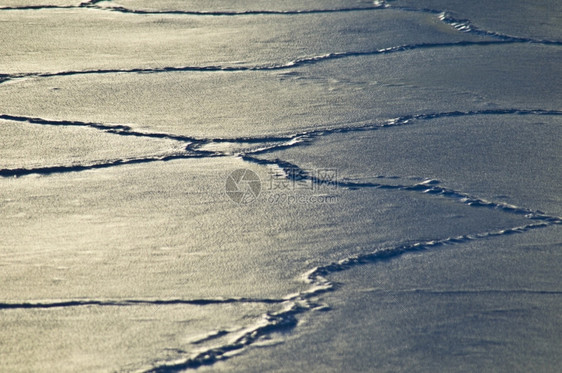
top-left (225, 169), bottom-right (261, 203)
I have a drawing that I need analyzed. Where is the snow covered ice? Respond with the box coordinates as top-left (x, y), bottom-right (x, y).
top-left (1, 1), bottom-right (561, 372)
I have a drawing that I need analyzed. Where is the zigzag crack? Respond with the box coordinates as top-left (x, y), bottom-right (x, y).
top-left (0, 297), bottom-right (285, 310)
top-left (241, 154), bottom-right (562, 225)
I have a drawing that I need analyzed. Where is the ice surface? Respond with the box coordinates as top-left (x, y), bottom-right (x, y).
top-left (1, 0), bottom-right (560, 372)
top-left (1, 158), bottom-right (529, 301)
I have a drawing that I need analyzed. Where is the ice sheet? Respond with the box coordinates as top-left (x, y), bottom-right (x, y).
top-left (1, 0), bottom-right (560, 371)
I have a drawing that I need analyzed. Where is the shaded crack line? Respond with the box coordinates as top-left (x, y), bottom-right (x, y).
top-left (0, 152), bottom-right (213, 177)
top-left (0, 113), bottom-right (132, 132)
top-left (0, 3), bottom-right (383, 14)
top-left (0, 297), bottom-right (285, 310)
top-left (360, 179), bottom-right (560, 223)
top-left (88, 5), bottom-right (386, 16)
top-left (0, 114), bottom-right (201, 144)
top-left (2, 39), bottom-right (558, 85)
top-left (0, 5), bottom-right (75, 11)
top-left (305, 221), bottom-right (557, 284)
top-left (0, 0), bottom-right (107, 11)
top-left (241, 155), bottom-right (562, 224)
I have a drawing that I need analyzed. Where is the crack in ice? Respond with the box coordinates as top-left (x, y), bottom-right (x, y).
top-left (0, 297), bottom-right (285, 310)
top-left (3, 39), bottom-right (560, 85)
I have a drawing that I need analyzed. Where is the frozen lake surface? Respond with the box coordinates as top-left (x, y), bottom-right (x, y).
top-left (1, 1), bottom-right (561, 372)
